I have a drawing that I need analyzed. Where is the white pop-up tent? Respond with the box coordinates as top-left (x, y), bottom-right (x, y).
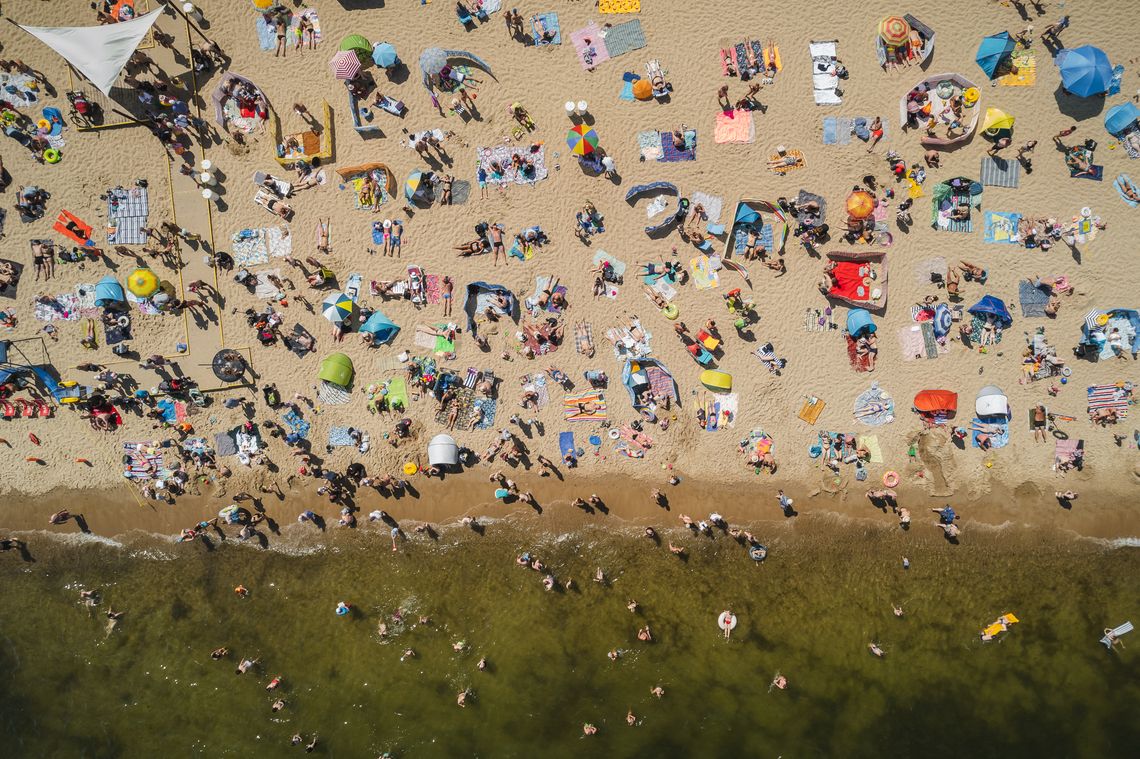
top-left (975, 385), bottom-right (1009, 418)
top-left (427, 434), bottom-right (459, 467)
top-left (14, 7), bottom-right (165, 97)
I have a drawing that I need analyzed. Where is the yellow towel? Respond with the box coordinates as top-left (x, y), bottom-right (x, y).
top-left (769, 149), bottom-right (805, 175)
top-left (798, 398), bottom-right (825, 425)
top-left (857, 434), bottom-right (883, 463)
top-left (599, 0), bottom-right (640, 13)
top-left (998, 48), bottom-right (1036, 87)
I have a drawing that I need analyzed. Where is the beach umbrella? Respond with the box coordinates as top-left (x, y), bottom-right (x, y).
top-left (329, 50), bottom-right (361, 81)
top-left (419, 47), bottom-right (448, 78)
top-left (126, 268), bottom-right (159, 298)
top-left (566, 124), bottom-right (599, 156)
top-left (1058, 45), bottom-right (1113, 97)
top-left (405, 169), bottom-right (429, 201)
top-left (321, 292), bottom-right (357, 324)
top-left (878, 16), bottom-right (910, 46)
top-left (976, 32), bottom-right (1015, 79)
top-left (1105, 102), bottom-right (1140, 135)
top-left (846, 190), bottom-right (875, 219)
top-left (339, 34), bottom-right (371, 55)
top-left (372, 42), bottom-right (398, 69)
top-left (632, 79), bottom-right (653, 100)
top-left (212, 349), bottom-right (248, 383)
top-left (981, 107), bottom-right (1015, 133)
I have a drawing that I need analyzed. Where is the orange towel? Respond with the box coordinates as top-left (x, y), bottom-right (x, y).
top-left (53, 210), bottom-right (96, 247)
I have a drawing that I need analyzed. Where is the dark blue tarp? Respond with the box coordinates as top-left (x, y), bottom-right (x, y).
top-left (463, 281), bottom-right (518, 338)
top-left (968, 295), bottom-right (1013, 328)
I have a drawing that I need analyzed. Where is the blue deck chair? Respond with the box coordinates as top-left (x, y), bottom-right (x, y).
top-left (457, 5), bottom-right (474, 26)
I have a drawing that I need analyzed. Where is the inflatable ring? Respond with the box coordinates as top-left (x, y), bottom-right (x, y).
top-left (962, 87), bottom-right (979, 105)
top-left (882, 471), bottom-right (900, 488)
top-left (403, 461), bottom-right (418, 475)
top-left (662, 303), bottom-right (679, 320)
top-left (1095, 314), bottom-right (1110, 327)
top-left (43, 148), bottom-right (61, 164)
top-left (36, 118), bottom-right (50, 130)
top-left (717, 611), bottom-right (738, 631)
top-left (117, 316), bottom-right (130, 328)
top-left (749, 544), bottom-right (768, 562)
top-left (1061, 367), bottom-right (1072, 377)
top-left (608, 428), bottom-right (621, 440)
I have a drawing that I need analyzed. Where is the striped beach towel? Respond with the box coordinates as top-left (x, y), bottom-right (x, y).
top-left (980, 156), bottom-right (1020, 188)
top-left (645, 365), bottom-right (677, 401)
top-left (603, 19), bottom-right (646, 58)
top-left (564, 391), bottom-right (607, 421)
top-left (1087, 384), bottom-right (1131, 417)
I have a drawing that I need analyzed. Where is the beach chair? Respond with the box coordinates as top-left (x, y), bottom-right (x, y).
top-left (696, 329), bottom-right (720, 352)
top-left (456, 4), bottom-right (474, 26)
top-left (464, 367), bottom-right (478, 388)
top-left (687, 343), bottom-right (714, 366)
top-left (253, 171), bottom-right (292, 198)
top-left (254, 188), bottom-right (294, 221)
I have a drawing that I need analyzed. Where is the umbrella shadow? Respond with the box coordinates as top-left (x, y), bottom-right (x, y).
top-left (1053, 86), bottom-right (1107, 121)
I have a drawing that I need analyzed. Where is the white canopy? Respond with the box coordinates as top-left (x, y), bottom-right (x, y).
top-left (975, 385), bottom-right (1008, 418)
top-left (428, 434), bottom-right (459, 467)
top-left (16, 7), bottom-right (165, 97)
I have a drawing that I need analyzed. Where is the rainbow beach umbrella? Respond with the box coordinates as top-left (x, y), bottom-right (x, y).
top-left (878, 16), bottom-right (910, 46)
top-left (126, 268), bottom-right (159, 298)
top-left (329, 50), bottom-right (361, 81)
top-left (566, 124), bottom-right (599, 156)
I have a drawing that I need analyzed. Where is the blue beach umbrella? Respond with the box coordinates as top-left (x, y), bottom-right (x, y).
top-left (976, 32), bottom-right (1015, 79)
top-left (372, 42), bottom-right (398, 68)
top-left (1104, 102), bottom-right (1140, 136)
top-left (1058, 45), bottom-right (1113, 97)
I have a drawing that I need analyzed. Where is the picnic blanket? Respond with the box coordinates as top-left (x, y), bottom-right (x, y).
top-left (997, 45), bottom-right (1035, 86)
top-left (105, 186), bottom-right (149, 245)
top-left (531, 12), bottom-right (561, 45)
top-left (232, 226), bottom-right (291, 267)
top-left (1087, 384), bottom-right (1131, 417)
top-left (1053, 438), bottom-right (1083, 471)
top-left (845, 335), bottom-right (874, 372)
top-left (1018, 280), bottom-right (1051, 317)
top-left (599, 0), bottom-right (640, 11)
top-left (714, 110), bottom-right (754, 144)
top-left (476, 144), bottom-right (549, 185)
top-left (798, 397), bottom-right (826, 425)
top-left (853, 384), bottom-right (894, 426)
top-left (636, 130), bottom-right (663, 161)
top-left (983, 211), bottom-right (1022, 244)
top-left (0, 72), bottom-right (42, 106)
top-left (821, 116), bottom-right (888, 145)
top-left (282, 409), bottom-right (310, 439)
top-left (571, 22), bottom-right (611, 69)
top-left (969, 315), bottom-right (1004, 347)
top-left (972, 417), bottom-right (1010, 449)
top-left (690, 255), bottom-right (719, 290)
top-left (254, 269), bottom-right (282, 299)
top-left (980, 156), bottom-right (1020, 188)
top-left (528, 276), bottom-right (568, 314)
top-left (213, 432), bottom-right (238, 457)
top-left (733, 224), bottom-right (773, 256)
top-left (564, 391), bottom-right (607, 421)
top-left (645, 364), bottom-right (678, 402)
top-left (1115, 175), bottom-right (1140, 207)
top-left (450, 179), bottom-right (472, 205)
top-left (602, 19), bottom-right (646, 58)
top-left (122, 442), bottom-right (166, 480)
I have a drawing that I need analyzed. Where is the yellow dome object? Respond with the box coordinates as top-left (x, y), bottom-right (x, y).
top-left (1095, 314), bottom-right (1110, 326)
top-left (632, 79), bottom-right (653, 100)
top-left (37, 118), bottom-right (50, 130)
top-left (981, 107), bottom-right (1015, 133)
top-left (403, 462), bottom-right (419, 475)
top-left (962, 87), bottom-right (980, 106)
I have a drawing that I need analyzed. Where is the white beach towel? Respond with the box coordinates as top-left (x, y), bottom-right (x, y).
top-left (810, 41), bottom-right (842, 106)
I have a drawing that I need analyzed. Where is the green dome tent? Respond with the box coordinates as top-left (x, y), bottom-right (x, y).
top-left (318, 352), bottom-right (354, 388)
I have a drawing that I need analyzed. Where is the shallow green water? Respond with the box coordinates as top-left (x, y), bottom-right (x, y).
top-left (1, 520), bottom-right (1138, 758)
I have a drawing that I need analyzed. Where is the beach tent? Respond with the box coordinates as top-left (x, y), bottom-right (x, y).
top-left (13, 7), bottom-right (164, 97)
top-left (625, 181), bottom-right (679, 235)
top-left (981, 107), bottom-right (1015, 134)
top-left (318, 353), bottom-right (354, 388)
top-left (405, 169), bottom-right (431, 203)
top-left (975, 385), bottom-right (1009, 417)
top-left (336, 162), bottom-right (397, 198)
top-left (418, 47), bottom-right (495, 92)
top-left (93, 276), bottom-right (125, 307)
top-left (968, 295), bottom-right (1013, 328)
top-left (1057, 45), bottom-right (1113, 97)
top-left (846, 308), bottom-right (877, 337)
top-left (724, 199), bottom-right (790, 257)
top-left (976, 32), bottom-right (1015, 79)
top-left (913, 389), bottom-right (957, 414)
top-left (427, 433), bottom-right (459, 467)
top-left (463, 281), bottom-right (518, 338)
top-left (622, 358), bottom-right (679, 412)
top-left (1104, 102), bottom-right (1140, 136)
top-left (360, 311), bottom-right (400, 345)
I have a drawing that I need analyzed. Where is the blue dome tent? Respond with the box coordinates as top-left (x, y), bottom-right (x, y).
top-left (846, 308), bottom-right (877, 338)
top-left (968, 295), bottom-right (1013, 328)
top-left (1104, 102), bottom-right (1139, 136)
top-left (93, 276), bottom-right (125, 307)
top-left (976, 32), bottom-right (1015, 79)
top-left (361, 311), bottom-right (400, 345)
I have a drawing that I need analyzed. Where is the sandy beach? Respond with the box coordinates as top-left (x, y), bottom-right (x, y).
top-left (0, 0), bottom-right (1138, 544)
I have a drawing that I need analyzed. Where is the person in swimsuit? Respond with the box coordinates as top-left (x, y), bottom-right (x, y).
top-left (866, 117), bottom-right (884, 153)
top-left (390, 220), bottom-right (403, 256)
top-left (489, 224), bottom-right (506, 265)
top-left (442, 275), bottom-right (453, 316)
top-left (439, 174), bottom-right (453, 205)
top-left (274, 15), bottom-right (288, 58)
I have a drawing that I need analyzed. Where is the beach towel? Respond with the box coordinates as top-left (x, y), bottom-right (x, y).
top-left (328, 426), bottom-right (356, 447)
top-left (714, 109), bottom-right (754, 144)
top-left (798, 397), bottom-right (826, 425)
top-left (969, 315), bottom-right (1004, 347)
top-left (232, 226), bottom-right (291, 267)
top-left (257, 9), bottom-right (322, 53)
top-left (53, 210), bottom-right (95, 247)
top-left (1087, 384), bottom-right (1131, 417)
top-left (448, 179), bottom-right (472, 206)
top-left (155, 398), bottom-right (187, 424)
top-left (823, 116), bottom-right (887, 145)
top-left (983, 211), bottom-right (1022, 244)
top-left (282, 409), bottom-right (310, 439)
top-left (768, 149), bottom-right (804, 174)
top-left (1115, 174), bottom-right (1139, 207)
top-left (645, 365), bottom-right (678, 403)
top-left (531, 12), bottom-right (561, 45)
top-left (213, 432), bottom-right (238, 457)
top-left (564, 391), bottom-right (607, 422)
top-left (471, 397), bottom-right (497, 429)
top-left (122, 442), bottom-right (166, 480)
top-left (1053, 438), bottom-right (1083, 471)
top-left (559, 431), bottom-right (577, 459)
top-left (600, 0), bottom-right (640, 11)
top-left (571, 22), bottom-right (611, 69)
top-left (934, 199), bottom-right (975, 232)
top-left (255, 16), bottom-right (277, 51)
top-left (690, 255), bottom-right (719, 290)
top-left (477, 143), bottom-right (549, 186)
top-left (920, 321), bottom-right (939, 358)
top-left (913, 257), bottom-right (947, 288)
top-left (34, 293), bottom-right (80, 322)
top-left (619, 72), bottom-right (640, 101)
top-left (857, 434), bottom-right (884, 463)
top-left (972, 418), bottom-right (1010, 449)
top-left (690, 192), bottom-right (724, 224)
top-left (105, 186), bottom-right (149, 245)
top-left (1071, 164), bottom-right (1104, 181)
top-left (414, 324), bottom-right (455, 355)
top-left (636, 130), bottom-right (663, 161)
top-left (898, 325), bottom-right (926, 360)
top-left (997, 45), bottom-right (1036, 86)
top-left (1018, 280), bottom-right (1051, 317)
top-left (845, 335), bottom-right (874, 372)
top-left (0, 259), bottom-right (23, 300)
top-left (603, 19), bottom-right (646, 58)
top-left (853, 384), bottom-right (895, 426)
top-left (809, 41), bottom-right (842, 105)
top-left (980, 156), bottom-right (1020, 188)
top-left (733, 223), bottom-right (773, 256)
top-left (659, 130), bottom-right (697, 161)
top-left (253, 269), bottom-right (282, 300)
top-left (575, 321), bottom-right (595, 356)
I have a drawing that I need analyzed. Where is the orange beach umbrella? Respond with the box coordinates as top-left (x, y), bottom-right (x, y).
top-left (879, 16), bottom-right (911, 46)
top-left (846, 190), bottom-right (875, 220)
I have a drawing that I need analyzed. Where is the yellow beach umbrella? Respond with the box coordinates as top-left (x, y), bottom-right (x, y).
top-left (982, 107), bottom-right (1015, 133)
top-left (127, 268), bottom-right (159, 298)
top-left (846, 190), bottom-right (876, 220)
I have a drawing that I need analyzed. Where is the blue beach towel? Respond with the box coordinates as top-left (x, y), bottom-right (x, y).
top-left (732, 224), bottom-right (773, 255)
top-left (282, 409), bottom-right (311, 439)
top-left (156, 398), bottom-right (178, 423)
top-left (971, 417), bottom-right (1009, 449)
top-left (1018, 280), bottom-right (1050, 317)
top-left (1115, 174), bottom-right (1139, 207)
top-left (255, 17), bottom-right (277, 51)
top-left (619, 72), bottom-right (640, 101)
top-left (660, 130), bottom-right (696, 162)
top-left (328, 426), bottom-right (356, 447)
top-left (531, 12), bottom-right (561, 45)
top-left (559, 431), bottom-right (577, 458)
top-left (473, 398), bottom-right (497, 429)
top-left (371, 225), bottom-right (386, 244)
top-left (1071, 164), bottom-right (1104, 181)
top-left (822, 117), bottom-right (839, 144)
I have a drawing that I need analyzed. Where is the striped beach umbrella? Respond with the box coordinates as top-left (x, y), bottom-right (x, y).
top-left (405, 169), bottom-right (428, 201)
top-left (846, 190), bottom-right (875, 220)
top-left (1084, 309), bottom-right (1108, 331)
top-left (329, 50), bottom-right (361, 80)
top-left (321, 292), bottom-right (357, 324)
top-left (126, 268), bottom-right (159, 298)
top-left (878, 16), bottom-right (910, 46)
top-left (566, 124), bottom-right (599, 156)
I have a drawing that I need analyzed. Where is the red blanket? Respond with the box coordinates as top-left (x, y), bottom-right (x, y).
top-left (829, 261), bottom-right (871, 302)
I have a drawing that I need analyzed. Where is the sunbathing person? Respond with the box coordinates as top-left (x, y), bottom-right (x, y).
top-left (1092, 407), bottom-right (1119, 425)
top-left (856, 334), bottom-right (878, 371)
top-left (264, 196), bottom-right (294, 220)
top-left (767, 153), bottom-right (800, 170)
top-left (671, 126), bottom-right (689, 150)
top-left (743, 229), bottom-right (764, 260)
top-left (536, 277), bottom-right (560, 309)
top-left (643, 286), bottom-right (669, 310)
top-left (1120, 176), bottom-right (1140, 203)
top-left (455, 239), bottom-right (488, 256)
top-left (959, 261), bottom-right (986, 283)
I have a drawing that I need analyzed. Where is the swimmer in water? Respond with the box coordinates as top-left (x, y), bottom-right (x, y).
top-left (869, 642), bottom-right (886, 658)
top-left (627, 709), bottom-right (637, 726)
top-left (651, 685), bottom-right (665, 698)
top-left (668, 541), bottom-right (686, 556)
top-left (457, 689), bottom-right (469, 708)
top-left (893, 605), bottom-right (904, 617)
top-left (477, 657), bottom-right (487, 671)
top-left (453, 640), bottom-right (467, 652)
top-left (594, 567), bottom-right (605, 583)
top-left (607, 649), bottom-right (619, 661)
top-left (401, 649), bottom-right (416, 661)
top-left (627, 599), bottom-right (639, 613)
top-left (583, 723), bottom-right (598, 736)
top-left (637, 625), bottom-right (653, 642)
top-left (772, 674), bottom-right (788, 690)
top-left (644, 527), bottom-right (657, 540)
top-left (266, 676), bottom-right (281, 691)
top-left (236, 657), bottom-right (258, 675)
top-left (542, 575), bottom-right (555, 591)
top-left (305, 735), bottom-right (318, 752)
top-left (291, 734), bottom-right (302, 746)
top-left (211, 647), bottom-right (228, 660)
top-left (271, 699), bottom-right (285, 712)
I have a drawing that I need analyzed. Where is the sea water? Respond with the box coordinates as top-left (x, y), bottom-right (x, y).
top-left (1, 519), bottom-right (1137, 758)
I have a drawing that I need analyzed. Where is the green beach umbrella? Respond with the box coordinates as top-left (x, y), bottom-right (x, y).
top-left (339, 34), bottom-right (371, 57)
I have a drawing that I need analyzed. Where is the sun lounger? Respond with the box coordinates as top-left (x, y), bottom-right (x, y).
top-left (809, 40), bottom-right (842, 105)
top-left (254, 188), bottom-right (293, 220)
